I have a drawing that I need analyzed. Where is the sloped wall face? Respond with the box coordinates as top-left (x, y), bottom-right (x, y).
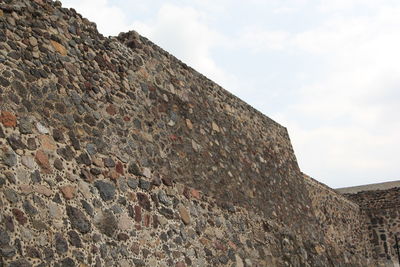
top-left (344, 188), bottom-right (400, 266)
top-left (304, 175), bottom-right (375, 266)
top-left (0, 0), bottom-right (377, 266)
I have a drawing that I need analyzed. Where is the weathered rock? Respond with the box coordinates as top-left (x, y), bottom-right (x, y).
top-left (55, 232), bottom-right (68, 254)
top-left (2, 151), bottom-right (17, 167)
top-left (94, 180), bottom-right (116, 201)
top-left (178, 205), bottom-right (191, 225)
top-left (35, 150), bottom-right (52, 173)
top-left (137, 192), bottom-right (151, 211)
top-left (0, 111), bottom-right (17, 128)
top-left (66, 205), bottom-right (91, 234)
top-left (60, 185), bottom-right (76, 200)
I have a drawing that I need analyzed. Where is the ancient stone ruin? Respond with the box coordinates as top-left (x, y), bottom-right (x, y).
top-left (0, 0), bottom-right (399, 266)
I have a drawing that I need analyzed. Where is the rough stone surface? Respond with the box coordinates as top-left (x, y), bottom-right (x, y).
top-left (94, 180), bottom-right (116, 201)
top-left (0, 1), bottom-right (388, 266)
top-left (66, 205), bottom-right (91, 234)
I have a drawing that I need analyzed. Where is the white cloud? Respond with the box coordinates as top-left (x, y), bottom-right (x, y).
top-left (61, 0), bottom-right (130, 36)
top-left (131, 4), bottom-right (239, 92)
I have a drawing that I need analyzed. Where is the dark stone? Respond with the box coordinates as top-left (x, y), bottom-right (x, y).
top-left (77, 152), bottom-right (91, 165)
top-left (26, 246), bottom-right (41, 258)
top-left (104, 157), bottom-right (115, 167)
top-left (0, 76), bottom-right (10, 87)
top-left (19, 117), bottom-right (33, 134)
top-left (0, 228), bottom-right (10, 246)
top-left (12, 80), bottom-right (27, 97)
top-left (81, 200), bottom-right (94, 216)
top-left (60, 257), bottom-right (75, 267)
top-left (128, 162), bottom-right (142, 176)
top-left (31, 169), bottom-right (41, 183)
top-left (139, 178), bottom-right (151, 191)
top-left (57, 146), bottom-right (75, 161)
top-left (68, 131), bottom-right (80, 150)
top-left (137, 192), bottom-right (151, 211)
top-left (132, 259), bottom-right (145, 267)
top-left (3, 151), bottom-right (17, 167)
top-left (94, 180), bottom-right (116, 201)
top-left (7, 135), bottom-right (26, 150)
top-left (68, 230), bottom-right (82, 247)
top-left (43, 247), bottom-right (54, 261)
top-left (0, 177), bottom-right (5, 187)
top-left (90, 168), bottom-right (101, 176)
top-left (160, 232), bottom-right (168, 242)
top-left (0, 245), bottom-right (15, 257)
top-left (54, 158), bottom-right (63, 170)
top-left (84, 114), bottom-right (96, 126)
top-left (55, 233), bottom-right (68, 254)
top-left (23, 200), bottom-right (38, 215)
top-left (219, 255), bottom-right (229, 264)
top-left (162, 177), bottom-right (173, 186)
top-left (0, 126), bottom-right (4, 138)
top-left (127, 178), bottom-right (138, 189)
top-left (152, 177), bottom-right (162, 186)
top-left (12, 208), bottom-right (27, 225)
top-left (159, 207), bottom-right (174, 219)
top-left (4, 216), bottom-right (14, 232)
top-left (117, 233), bottom-right (129, 241)
top-left (9, 259), bottom-right (31, 267)
top-left (53, 128), bottom-right (64, 142)
top-left (4, 172), bottom-right (16, 184)
top-left (66, 205), bottom-right (91, 234)
top-left (4, 188), bottom-right (19, 203)
top-left (97, 210), bottom-right (117, 237)
top-left (27, 138), bottom-right (37, 150)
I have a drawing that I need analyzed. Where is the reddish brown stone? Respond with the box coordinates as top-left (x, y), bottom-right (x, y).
top-left (60, 185), bottom-right (76, 200)
top-left (131, 242), bottom-right (140, 255)
top-left (117, 233), bottom-right (129, 241)
top-left (123, 116), bottom-right (130, 121)
top-left (39, 135), bottom-right (57, 150)
top-left (12, 208), bottom-right (27, 225)
top-left (153, 215), bottom-right (159, 229)
top-left (106, 104), bottom-right (117, 116)
top-left (50, 40), bottom-right (67, 56)
top-left (191, 189), bottom-right (201, 200)
top-left (178, 205), bottom-right (190, 225)
top-left (137, 192), bottom-right (151, 211)
top-left (116, 161), bottom-right (124, 174)
top-left (162, 177), bottom-right (173, 186)
top-left (144, 214), bottom-right (150, 227)
top-left (108, 170), bottom-right (119, 180)
top-left (35, 150), bottom-right (52, 173)
top-left (214, 240), bottom-right (226, 251)
top-left (0, 111), bottom-right (17, 128)
top-left (134, 205), bottom-right (141, 223)
top-left (176, 262), bottom-right (186, 267)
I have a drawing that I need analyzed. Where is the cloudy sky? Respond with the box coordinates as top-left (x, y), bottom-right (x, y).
top-left (61, 0), bottom-right (400, 188)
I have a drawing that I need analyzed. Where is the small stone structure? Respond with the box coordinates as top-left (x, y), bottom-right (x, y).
top-left (0, 0), bottom-right (398, 266)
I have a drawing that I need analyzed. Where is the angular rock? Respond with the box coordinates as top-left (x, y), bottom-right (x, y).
top-left (55, 232), bottom-right (68, 254)
top-left (66, 205), bottom-right (91, 234)
top-left (178, 205), bottom-right (191, 225)
top-left (137, 192), bottom-right (151, 211)
top-left (35, 150), bottom-right (52, 173)
top-left (0, 111), bottom-right (17, 128)
top-left (2, 151), bottom-right (17, 167)
top-left (94, 180), bottom-right (116, 201)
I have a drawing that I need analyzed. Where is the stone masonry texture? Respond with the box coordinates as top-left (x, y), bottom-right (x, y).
top-left (0, 0), bottom-right (395, 266)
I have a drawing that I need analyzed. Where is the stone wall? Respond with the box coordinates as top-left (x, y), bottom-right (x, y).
top-left (342, 186), bottom-right (400, 266)
top-left (0, 0), bottom-right (383, 266)
top-left (304, 174), bottom-right (375, 266)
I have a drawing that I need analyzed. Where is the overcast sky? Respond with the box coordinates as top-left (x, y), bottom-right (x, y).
top-left (61, 0), bottom-right (400, 188)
